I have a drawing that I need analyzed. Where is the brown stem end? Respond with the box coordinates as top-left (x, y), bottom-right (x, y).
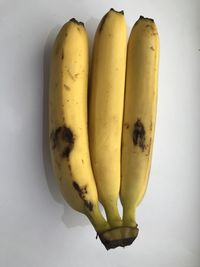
top-left (98, 226), bottom-right (139, 250)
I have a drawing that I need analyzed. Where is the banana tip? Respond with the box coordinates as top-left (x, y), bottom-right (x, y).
top-left (69, 18), bottom-right (84, 26)
top-left (139, 15), bottom-right (154, 22)
top-left (110, 8), bottom-right (124, 15)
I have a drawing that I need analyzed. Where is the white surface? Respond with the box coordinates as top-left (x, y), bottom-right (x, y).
top-left (1, 0), bottom-right (200, 266)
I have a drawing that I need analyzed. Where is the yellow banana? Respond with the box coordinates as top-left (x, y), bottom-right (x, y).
top-left (120, 16), bottom-right (160, 235)
top-left (49, 19), bottom-right (109, 234)
top-left (89, 8), bottom-right (127, 227)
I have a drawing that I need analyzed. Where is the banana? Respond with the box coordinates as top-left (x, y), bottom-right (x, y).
top-left (120, 16), bottom-right (160, 232)
top-left (89, 8), bottom-right (127, 227)
top-left (49, 19), bottom-right (109, 234)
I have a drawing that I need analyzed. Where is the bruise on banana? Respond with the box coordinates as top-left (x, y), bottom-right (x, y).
top-left (50, 126), bottom-right (74, 158)
top-left (72, 182), bottom-right (93, 211)
top-left (132, 119), bottom-right (153, 156)
top-left (132, 119), bottom-right (146, 151)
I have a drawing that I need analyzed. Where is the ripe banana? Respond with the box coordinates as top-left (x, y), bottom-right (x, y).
top-left (49, 19), bottom-right (109, 233)
top-left (89, 8), bottom-right (127, 227)
top-left (120, 16), bottom-right (160, 233)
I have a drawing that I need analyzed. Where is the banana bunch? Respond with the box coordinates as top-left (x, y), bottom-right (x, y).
top-left (49, 9), bottom-right (159, 250)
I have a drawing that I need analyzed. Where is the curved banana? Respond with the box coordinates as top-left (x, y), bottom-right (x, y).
top-left (49, 19), bottom-right (109, 233)
top-left (89, 8), bottom-right (127, 227)
top-left (120, 17), bottom-right (160, 229)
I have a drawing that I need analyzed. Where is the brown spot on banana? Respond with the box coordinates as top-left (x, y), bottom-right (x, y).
top-left (145, 137), bottom-right (152, 157)
top-left (149, 122), bottom-right (153, 131)
top-left (62, 146), bottom-right (72, 158)
top-left (132, 119), bottom-right (146, 151)
top-left (62, 127), bottom-right (74, 157)
top-left (72, 182), bottom-right (93, 211)
top-left (77, 27), bottom-right (81, 32)
top-left (145, 25), bottom-right (155, 31)
top-left (50, 126), bottom-right (74, 158)
top-left (50, 127), bottom-right (61, 149)
top-left (64, 84), bottom-right (70, 90)
top-left (67, 69), bottom-right (79, 81)
top-left (61, 49), bottom-right (64, 60)
top-left (84, 200), bottom-right (93, 211)
top-left (74, 73), bottom-right (80, 79)
top-left (124, 122), bottom-right (130, 129)
top-left (73, 181), bottom-right (87, 197)
top-left (148, 138), bottom-right (152, 156)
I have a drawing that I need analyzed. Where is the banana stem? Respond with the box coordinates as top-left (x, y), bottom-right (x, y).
top-left (86, 205), bottom-right (110, 233)
top-left (87, 204), bottom-right (139, 250)
top-left (122, 206), bottom-right (137, 228)
top-left (103, 202), bottom-right (123, 227)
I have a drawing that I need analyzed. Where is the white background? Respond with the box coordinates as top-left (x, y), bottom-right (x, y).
top-left (1, 0), bottom-right (200, 266)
